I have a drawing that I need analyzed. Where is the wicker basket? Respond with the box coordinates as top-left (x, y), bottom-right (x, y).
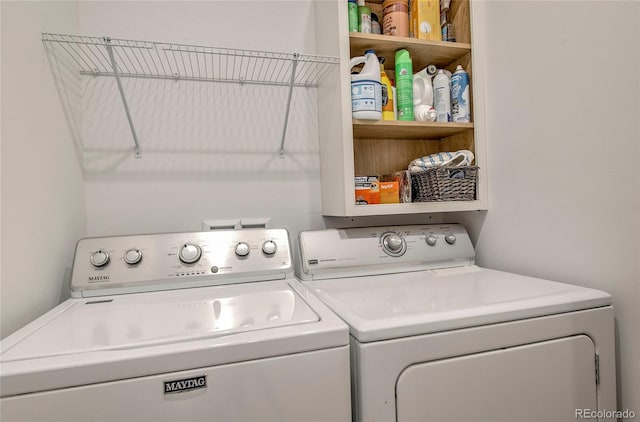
top-left (411, 166), bottom-right (478, 202)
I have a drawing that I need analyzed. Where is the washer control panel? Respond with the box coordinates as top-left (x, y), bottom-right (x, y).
top-left (297, 224), bottom-right (475, 280)
top-left (71, 229), bottom-right (292, 297)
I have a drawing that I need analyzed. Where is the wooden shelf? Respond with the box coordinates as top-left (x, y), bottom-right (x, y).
top-left (349, 200), bottom-right (484, 215)
top-left (353, 120), bottom-right (474, 140)
top-left (349, 33), bottom-right (471, 70)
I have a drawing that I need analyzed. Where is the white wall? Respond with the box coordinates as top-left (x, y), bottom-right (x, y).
top-left (76, 1), bottom-right (327, 238)
top-left (454, 0), bottom-right (640, 416)
top-left (0, 1), bottom-right (86, 338)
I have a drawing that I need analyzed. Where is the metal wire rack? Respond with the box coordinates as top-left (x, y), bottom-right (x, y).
top-left (42, 33), bottom-right (340, 158)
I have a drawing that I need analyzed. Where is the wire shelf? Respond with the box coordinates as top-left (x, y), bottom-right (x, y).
top-left (42, 33), bottom-right (340, 159)
top-left (42, 33), bottom-right (339, 88)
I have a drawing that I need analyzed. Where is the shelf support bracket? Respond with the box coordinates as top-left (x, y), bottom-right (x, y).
top-left (279, 53), bottom-right (299, 159)
top-left (105, 37), bottom-right (142, 159)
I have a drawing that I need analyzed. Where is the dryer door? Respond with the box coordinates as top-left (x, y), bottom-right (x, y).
top-left (396, 335), bottom-right (597, 422)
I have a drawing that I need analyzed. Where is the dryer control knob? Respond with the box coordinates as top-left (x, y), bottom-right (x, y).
top-left (235, 242), bottom-right (250, 257)
top-left (426, 235), bottom-right (437, 246)
top-left (90, 250), bottom-right (110, 267)
top-left (382, 233), bottom-right (406, 256)
top-left (124, 248), bottom-right (143, 265)
top-left (262, 240), bottom-right (277, 255)
top-left (179, 243), bottom-right (202, 264)
top-left (445, 234), bottom-right (457, 245)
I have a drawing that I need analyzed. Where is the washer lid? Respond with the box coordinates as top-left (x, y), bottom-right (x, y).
top-left (2, 282), bottom-right (318, 362)
top-left (0, 280), bottom-right (348, 397)
top-left (304, 266), bottom-right (612, 342)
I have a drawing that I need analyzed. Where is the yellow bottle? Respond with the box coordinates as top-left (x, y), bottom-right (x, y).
top-left (379, 61), bottom-right (395, 120)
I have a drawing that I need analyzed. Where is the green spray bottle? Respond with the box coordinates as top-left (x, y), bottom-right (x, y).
top-left (395, 49), bottom-right (414, 121)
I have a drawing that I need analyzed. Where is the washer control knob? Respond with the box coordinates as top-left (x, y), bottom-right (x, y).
top-left (90, 250), bottom-right (110, 267)
top-left (235, 242), bottom-right (250, 257)
top-left (385, 235), bottom-right (403, 251)
top-left (426, 235), bottom-right (437, 246)
top-left (382, 233), bottom-right (406, 256)
top-left (445, 234), bottom-right (457, 245)
top-left (123, 249), bottom-right (143, 265)
top-left (262, 240), bottom-right (277, 255)
top-left (179, 243), bottom-right (202, 264)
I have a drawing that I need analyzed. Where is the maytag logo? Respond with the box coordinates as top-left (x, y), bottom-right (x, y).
top-left (87, 275), bottom-right (110, 282)
top-left (164, 375), bottom-right (207, 394)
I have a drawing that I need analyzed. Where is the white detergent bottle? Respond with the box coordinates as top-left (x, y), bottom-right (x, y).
top-left (413, 67), bottom-right (433, 118)
top-left (350, 49), bottom-right (382, 120)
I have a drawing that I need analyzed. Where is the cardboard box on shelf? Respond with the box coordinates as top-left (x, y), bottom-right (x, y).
top-left (411, 0), bottom-right (441, 41)
top-left (380, 181), bottom-right (400, 204)
top-left (355, 176), bottom-right (380, 205)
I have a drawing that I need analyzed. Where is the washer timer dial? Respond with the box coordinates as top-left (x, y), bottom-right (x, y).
top-left (381, 232), bottom-right (407, 257)
top-left (178, 243), bottom-right (202, 264)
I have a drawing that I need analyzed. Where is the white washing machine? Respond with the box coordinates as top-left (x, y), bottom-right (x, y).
top-left (296, 224), bottom-right (617, 422)
top-left (1, 228), bottom-right (351, 422)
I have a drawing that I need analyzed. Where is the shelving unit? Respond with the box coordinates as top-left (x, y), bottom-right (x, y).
top-left (349, 33), bottom-right (471, 69)
top-left (313, 0), bottom-right (488, 216)
top-left (42, 33), bottom-right (339, 158)
top-left (353, 120), bottom-right (474, 140)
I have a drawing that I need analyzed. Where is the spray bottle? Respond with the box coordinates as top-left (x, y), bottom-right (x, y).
top-left (395, 49), bottom-right (414, 121)
top-left (451, 64), bottom-right (471, 122)
top-left (433, 69), bottom-right (451, 122)
top-left (348, 0), bottom-right (359, 32)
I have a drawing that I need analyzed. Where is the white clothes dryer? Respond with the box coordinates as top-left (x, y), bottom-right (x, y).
top-left (1, 229), bottom-right (351, 422)
top-left (296, 224), bottom-right (616, 422)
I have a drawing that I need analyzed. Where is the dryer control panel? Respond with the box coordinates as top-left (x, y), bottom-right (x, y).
top-left (71, 229), bottom-right (292, 297)
top-left (297, 224), bottom-right (474, 280)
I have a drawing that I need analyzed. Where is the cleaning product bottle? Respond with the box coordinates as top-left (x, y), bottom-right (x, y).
top-left (395, 49), bottom-right (414, 121)
top-left (451, 64), bottom-right (471, 122)
top-left (440, 0), bottom-right (456, 42)
top-left (348, 0), bottom-right (359, 32)
top-left (350, 49), bottom-right (382, 120)
top-left (358, 0), bottom-right (372, 33)
top-left (413, 67), bottom-right (433, 110)
top-left (426, 64), bottom-right (438, 77)
top-left (379, 57), bottom-right (395, 120)
top-left (371, 13), bottom-right (382, 34)
top-left (433, 69), bottom-right (451, 122)
top-left (414, 104), bottom-right (437, 121)
top-left (392, 83), bottom-right (398, 119)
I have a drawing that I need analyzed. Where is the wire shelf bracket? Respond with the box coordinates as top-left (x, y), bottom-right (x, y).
top-left (41, 33), bottom-right (340, 159)
top-left (104, 38), bottom-right (142, 158)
